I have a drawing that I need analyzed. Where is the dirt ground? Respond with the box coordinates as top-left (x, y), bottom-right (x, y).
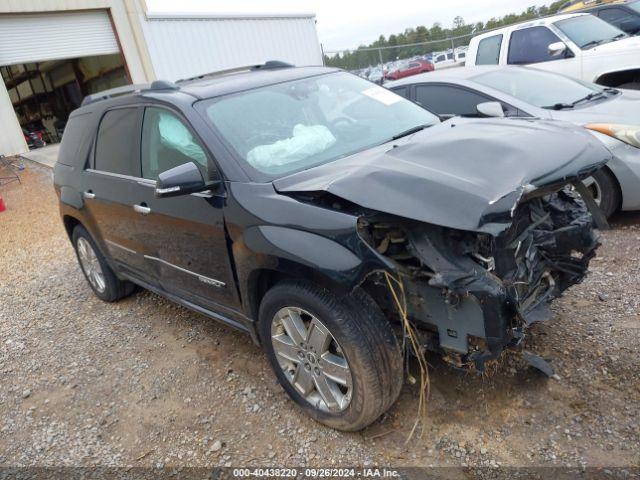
top-left (1, 162), bottom-right (639, 472)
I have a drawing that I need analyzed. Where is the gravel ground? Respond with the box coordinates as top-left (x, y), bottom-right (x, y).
top-left (1, 161), bottom-right (639, 471)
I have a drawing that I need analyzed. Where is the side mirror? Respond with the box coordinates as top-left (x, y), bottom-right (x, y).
top-left (155, 162), bottom-right (207, 198)
top-left (548, 41), bottom-right (568, 57)
top-left (476, 101), bottom-right (505, 118)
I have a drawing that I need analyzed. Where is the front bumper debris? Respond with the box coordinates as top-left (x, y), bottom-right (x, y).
top-left (361, 187), bottom-right (600, 371)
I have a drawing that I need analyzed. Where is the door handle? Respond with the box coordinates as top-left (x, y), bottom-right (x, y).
top-left (133, 203), bottom-right (151, 215)
top-left (83, 190), bottom-right (96, 199)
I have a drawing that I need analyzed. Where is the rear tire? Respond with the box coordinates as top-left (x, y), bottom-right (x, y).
top-left (584, 168), bottom-right (621, 218)
top-left (259, 280), bottom-right (403, 431)
top-left (72, 225), bottom-right (136, 302)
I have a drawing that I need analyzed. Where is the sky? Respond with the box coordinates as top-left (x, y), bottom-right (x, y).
top-left (145, 0), bottom-right (552, 52)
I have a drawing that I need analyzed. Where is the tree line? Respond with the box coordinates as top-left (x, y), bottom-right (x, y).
top-left (324, 0), bottom-right (567, 70)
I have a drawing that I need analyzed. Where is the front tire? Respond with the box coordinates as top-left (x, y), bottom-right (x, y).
top-left (72, 225), bottom-right (135, 302)
top-left (583, 168), bottom-right (621, 218)
top-left (259, 280), bottom-right (403, 431)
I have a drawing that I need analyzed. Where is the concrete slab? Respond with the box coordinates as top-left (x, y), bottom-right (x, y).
top-left (20, 144), bottom-right (60, 169)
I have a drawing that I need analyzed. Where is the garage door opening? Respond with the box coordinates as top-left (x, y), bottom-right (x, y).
top-left (1, 53), bottom-right (128, 150)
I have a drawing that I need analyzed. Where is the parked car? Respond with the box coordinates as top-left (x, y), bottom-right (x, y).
top-left (455, 49), bottom-right (467, 63)
top-left (387, 66), bottom-right (640, 217)
top-left (385, 59), bottom-right (433, 80)
top-left (431, 49), bottom-right (466, 70)
top-left (367, 66), bottom-right (385, 84)
top-left (560, 0), bottom-right (621, 11)
top-left (560, 0), bottom-right (640, 35)
top-left (432, 50), bottom-right (455, 67)
top-left (466, 13), bottom-right (640, 89)
top-left (55, 62), bottom-right (610, 431)
top-left (22, 127), bottom-right (46, 149)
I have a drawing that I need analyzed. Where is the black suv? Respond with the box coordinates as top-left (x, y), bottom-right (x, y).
top-left (55, 62), bottom-right (610, 431)
top-left (562, 0), bottom-right (640, 36)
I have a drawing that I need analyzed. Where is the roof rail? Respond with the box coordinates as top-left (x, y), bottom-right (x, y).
top-left (176, 60), bottom-right (294, 84)
top-left (253, 60), bottom-right (295, 70)
top-left (81, 80), bottom-right (178, 106)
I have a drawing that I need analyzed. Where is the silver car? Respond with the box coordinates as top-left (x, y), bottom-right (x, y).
top-left (387, 66), bottom-right (640, 217)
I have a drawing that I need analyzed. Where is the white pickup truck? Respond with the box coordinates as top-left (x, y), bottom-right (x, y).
top-left (466, 13), bottom-right (640, 89)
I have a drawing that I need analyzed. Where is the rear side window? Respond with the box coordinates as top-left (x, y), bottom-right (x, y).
top-left (94, 108), bottom-right (139, 176)
top-left (415, 84), bottom-right (491, 117)
top-left (476, 35), bottom-right (503, 65)
top-left (58, 112), bottom-right (90, 166)
top-left (390, 86), bottom-right (409, 99)
top-left (141, 107), bottom-right (209, 181)
top-left (508, 27), bottom-right (563, 64)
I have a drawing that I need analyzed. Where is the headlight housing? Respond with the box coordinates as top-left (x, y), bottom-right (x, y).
top-left (585, 123), bottom-right (640, 149)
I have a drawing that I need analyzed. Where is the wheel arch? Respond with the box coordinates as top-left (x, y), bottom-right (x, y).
top-left (236, 225), bottom-right (391, 325)
top-left (245, 265), bottom-right (361, 334)
top-left (62, 214), bottom-right (83, 241)
top-left (594, 68), bottom-right (640, 87)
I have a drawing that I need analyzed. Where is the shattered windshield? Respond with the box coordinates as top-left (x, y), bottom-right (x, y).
top-left (201, 72), bottom-right (439, 179)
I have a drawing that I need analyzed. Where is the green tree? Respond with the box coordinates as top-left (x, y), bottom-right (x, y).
top-left (323, 1), bottom-right (568, 70)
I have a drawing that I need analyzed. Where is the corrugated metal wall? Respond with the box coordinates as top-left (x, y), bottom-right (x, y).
top-left (0, 11), bottom-right (119, 65)
top-left (0, 0), bottom-right (152, 157)
top-left (140, 14), bottom-right (324, 81)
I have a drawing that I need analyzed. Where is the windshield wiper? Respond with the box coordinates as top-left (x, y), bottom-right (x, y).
top-left (390, 124), bottom-right (432, 141)
top-left (545, 91), bottom-right (607, 110)
top-left (572, 91), bottom-right (607, 106)
top-left (582, 33), bottom-right (626, 49)
top-left (545, 102), bottom-right (574, 110)
top-left (580, 39), bottom-right (605, 49)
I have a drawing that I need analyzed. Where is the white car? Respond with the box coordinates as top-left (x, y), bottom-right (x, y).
top-left (367, 67), bottom-right (384, 84)
top-left (432, 50), bottom-right (464, 70)
top-left (466, 13), bottom-right (640, 89)
top-left (387, 66), bottom-right (640, 217)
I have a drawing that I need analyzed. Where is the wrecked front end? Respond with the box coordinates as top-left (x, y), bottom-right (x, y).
top-left (359, 187), bottom-right (600, 371)
top-left (273, 117), bottom-right (613, 371)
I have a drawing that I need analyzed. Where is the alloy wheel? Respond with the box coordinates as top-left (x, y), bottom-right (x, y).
top-left (271, 307), bottom-right (353, 412)
top-left (77, 237), bottom-right (106, 293)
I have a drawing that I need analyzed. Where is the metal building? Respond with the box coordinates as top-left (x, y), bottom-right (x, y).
top-left (0, 0), bottom-right (323, 157)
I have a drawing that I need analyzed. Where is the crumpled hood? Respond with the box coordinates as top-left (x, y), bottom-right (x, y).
top-left (273, 117), bottom-right (612, 234)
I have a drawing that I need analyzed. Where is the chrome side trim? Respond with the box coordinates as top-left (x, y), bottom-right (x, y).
top-left (105, 239), bottom-right (136, 255)
top-left (86, 169), bottom-right (213, 197)
top-left (143, 255), bottom-right (226, 288)
top-left (86, 168), bottom-right (143, 182)
top-left (155, 186), bottom-right (181, 194)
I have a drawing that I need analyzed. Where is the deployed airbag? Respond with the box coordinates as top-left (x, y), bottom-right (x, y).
top-left (247, 124), bottom-right (336, 171)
